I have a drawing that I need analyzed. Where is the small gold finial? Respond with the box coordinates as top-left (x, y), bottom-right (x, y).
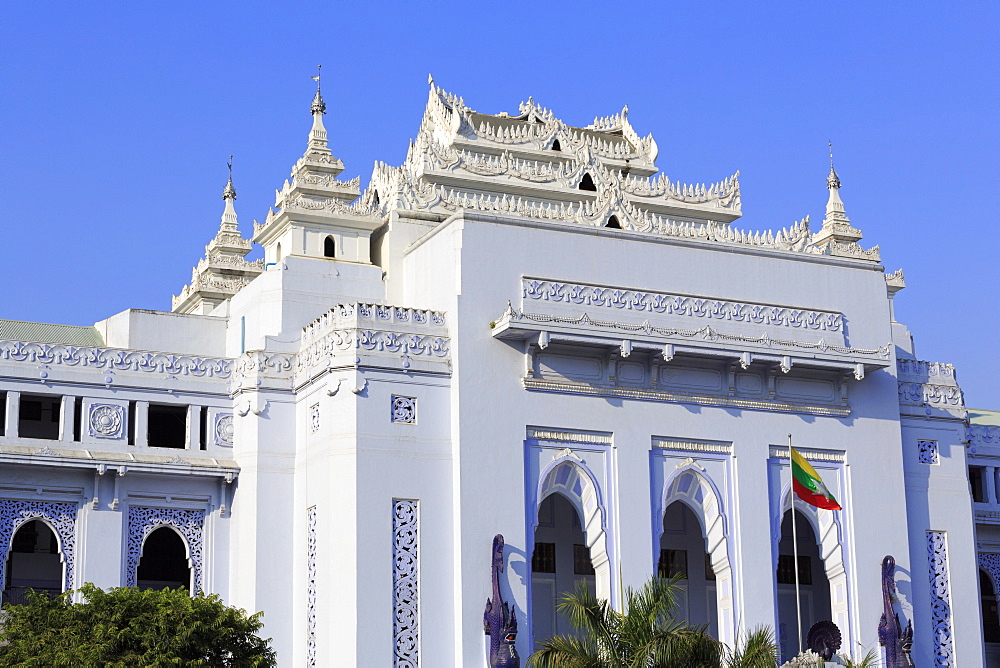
top-left (826, 140), bottom-right (841, 190)
top-left (310, 65), bottom-right (326, 115)
top-left (223, 155), bottom-right (236, 200)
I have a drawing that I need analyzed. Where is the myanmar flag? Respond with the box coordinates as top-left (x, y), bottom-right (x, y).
top-left (791, 447), bottom-right (841, 510)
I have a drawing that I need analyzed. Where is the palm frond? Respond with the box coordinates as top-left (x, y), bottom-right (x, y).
top-left (527, 634), bottom-right (605, 668)
top-left (724, 625), bottom-right (778, 668)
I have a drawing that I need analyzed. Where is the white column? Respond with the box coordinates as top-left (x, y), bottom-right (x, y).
top-left (60, 395), bottom-right (75, 442)
top-left (134, 401), bottom-right (148, 447)
top-left (988, 467), bottom-right (998, 505)
top-left (187, 405), bottom-right (201, 450)
top-left (4, 391), bottom-right (20, 438)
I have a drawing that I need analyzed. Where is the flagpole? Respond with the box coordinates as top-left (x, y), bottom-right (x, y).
top-left (789, 433), bottom-right (803, 657)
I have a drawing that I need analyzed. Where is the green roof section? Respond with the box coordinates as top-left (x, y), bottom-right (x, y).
top-left (0, 319), bottom-right (104, 346)
top-left (969, 409), bottom-right (1000, 427)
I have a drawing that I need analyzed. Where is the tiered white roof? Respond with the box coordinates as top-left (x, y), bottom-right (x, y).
top-left (172, 166), bottom-right (263, 315)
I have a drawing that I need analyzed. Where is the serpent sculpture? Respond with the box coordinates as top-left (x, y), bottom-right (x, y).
top-left (877, 555), bottom-right (914, 667)
top-left (484, 534), bottom-right (519, 668)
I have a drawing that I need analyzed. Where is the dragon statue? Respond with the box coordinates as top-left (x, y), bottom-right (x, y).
top-left (484, 534), bottom-right (520, 668)
top-left (877, 555), bottom-right (914, 667)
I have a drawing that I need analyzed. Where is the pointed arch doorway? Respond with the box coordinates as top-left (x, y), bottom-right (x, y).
top-left (529, 459), bottom-right (612, 648)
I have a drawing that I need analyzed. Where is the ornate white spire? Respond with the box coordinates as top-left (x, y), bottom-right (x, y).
top-left (307, 65), bottom-right (331, 156)
top-left (220, 155), bottom-right (238, 233)
top-left (171, 158), bottom-right (263, 314)
top-left (813, 142), bottom-right (863, 246)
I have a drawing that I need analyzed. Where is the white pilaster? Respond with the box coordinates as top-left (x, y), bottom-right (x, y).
top-left (60, 395), bottom-right (75, 442)
top-left (4, 391), bottom-right (20, 438)
top-left (187, 405), bottom-right (201, 450)
top-left (134, 401), bottom-right (148, 447)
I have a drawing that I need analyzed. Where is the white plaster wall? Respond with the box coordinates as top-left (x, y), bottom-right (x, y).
top-left (400, 214), bottom-right (911, 662)
top-left (96, 309), bottom-right (227, 357)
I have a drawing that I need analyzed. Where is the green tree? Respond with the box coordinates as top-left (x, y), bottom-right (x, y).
top-left (0, 584), bottom-right (276, 667)
top-left (527, 576), bottom-right (779, 668)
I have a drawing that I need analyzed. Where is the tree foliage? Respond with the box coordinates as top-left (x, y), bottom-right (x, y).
top-left (527, 576), bottom-right (779, 668)
top-left (0, 584), bottom-right (276, 667)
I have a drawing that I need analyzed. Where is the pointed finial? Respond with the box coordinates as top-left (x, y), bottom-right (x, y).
top-left (428, 73), bottom-right (435, 86)
top-left (222, 155), bottom-right (236, 200)
top-left (311, 65), bottom-right (326, 115)
top-left (826, 140), bottom-right (841, 189)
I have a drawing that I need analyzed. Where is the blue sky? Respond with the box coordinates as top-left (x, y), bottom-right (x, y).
top-left (2, 2), bottom-right (998, 407)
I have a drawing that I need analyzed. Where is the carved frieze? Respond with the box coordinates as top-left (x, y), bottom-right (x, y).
top-left (522, 279), bottom-right (843, 332)
top-left (0, 340), bottom-right (232, 378)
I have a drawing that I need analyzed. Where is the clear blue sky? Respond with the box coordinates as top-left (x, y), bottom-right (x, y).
top-left (2, 2), bottom-right (998, 407)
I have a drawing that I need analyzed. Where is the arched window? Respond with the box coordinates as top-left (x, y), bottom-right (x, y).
top-left (775, 509), bottom-right (832, 662)
top-left (578, 173), bottom-right (597, 191)
top-left (531, 492), bottom-right (595, 647)
top-left (4, 520), bottom-right (62, 605)
top-left (659, 501), bottom-right (717, 637)
top-left (324, 236), bottom-right (336, 258)
top-left (137, 527), bottom-right (190, 591)
top-left (982, 568), bottom-right (1000, 643)
top-left (606, 216), bottom-right (621, 229)
top-left (275, 242), bottom-right (282, 262)
top-left (371, 190), bottom-right (380, 208)
top-left (551, 139), bottom-right (561, 152)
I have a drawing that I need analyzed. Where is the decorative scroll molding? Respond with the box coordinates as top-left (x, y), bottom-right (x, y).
top-left (527, 378), bottom-right (850, 417)
top-left (309, 404), bottom-right (320, 433)
top-left (898, 382), bottom-right (964, 408)
top-left (918, 440), bottom-right (939, 465)
top-left (926, 531), bottom-right (954, 666)
top-left (769, 447), bottom-right (845, 462)
top-left (653, 437), bottom-right (732, 454)
top-left (0, 340), bottom-right (232, 378)
top-left (969, 424), bottom-right (1000, 447)
top-left (302, 303), bottom-right (447, 342)
top-left (125, 506), bottom-right (205, 592)
top-left (0, 500), bottom-right (77, 592)
top-left (897, 359), bottom-right (957, 383)
top-left (89, 404), bottom-right (124, 439)
top-left (306, 506), bottom-right (317, 667)
top-left (522, 279), bottom-right (843, 332)
top-left (393, 499), bottom-right (419, 667)
top-left (496, 304), bottom-right (890, 360)
top-left (526, 427), bottom-right (613, 446)
top-left (391, 396), bottom-right (416, 424)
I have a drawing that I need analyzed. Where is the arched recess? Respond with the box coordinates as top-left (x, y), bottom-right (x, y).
top-left (606, 215), bottom-right (621, 229)
top-left (775, 485), bottom-right (849, 640)
top-left (578, 173), bottom-right (597, 191)
top-left (0, 500), bottom-right (77, 594)
top-left (125, 506), bottom-right (205, 592)
top-left (533, 459), bottom-right (611, 601)
top-left (658, 466), bottom-right (735, 644)
top-left (979, 553), bottom-right (1000, 645)
top-left (137, 526), bottom-right (192, 590)
top-left (323, 236), bottom-right (336, 258)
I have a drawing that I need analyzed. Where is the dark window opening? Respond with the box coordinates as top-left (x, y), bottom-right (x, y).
top-left (776, 554), bottom-right (812, 585)
top-left (324, 236), bottom-right (336, 258)
top-left (971, 466), bottom-right (987, 503)
top-left (658, 548), bottom-right (688, 579)
top-left (147, 404), bottom-right (187, 449)
top-left (127, 401), bottom-right (136, 445)
top-left (4, 520), bottom-right (62, 605)
top-left (981, 569), bottom-right (1000, 643)
top-left (372, 190), bottom-right (380, 208)
top-left (705, 552), bottom-right (716, 581)
top-left (606, 215), bottom-right (621, 229)
top-left (137, 527), bottom-right (190, 591)
top-left (578, 173), bottom-right (597, 191)
top-left (551, 139), bottom-right (561, 151)
top-left (18, 394), bottom-right (61, 440)
top-left (0, 391), bottom-right (6, 436)
top-left (531, 542), bottom-right (556, 573)
top-left (199, 407), bottom-right (207, 451)
top-left (73, 397), bottom-right (82, 442)
top-left (573, 544), bottom-right (595, 575)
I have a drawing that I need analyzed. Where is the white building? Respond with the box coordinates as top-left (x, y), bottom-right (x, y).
top-left (0, 77), bottom-right (992, 666)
